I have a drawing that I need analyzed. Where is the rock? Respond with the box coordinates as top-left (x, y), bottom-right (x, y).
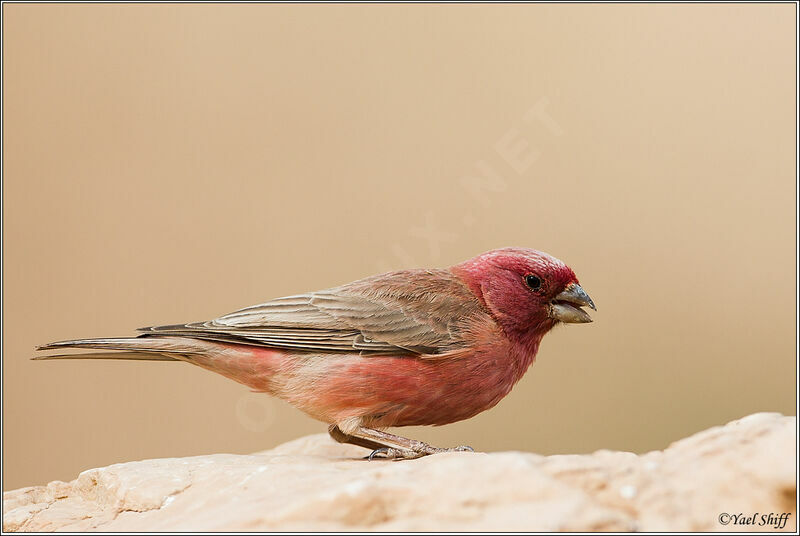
top-left (3, 413), bottom-right (796, 532)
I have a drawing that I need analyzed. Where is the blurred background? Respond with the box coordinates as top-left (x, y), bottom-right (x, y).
top-left (2, 4), bottom-right (795, 490)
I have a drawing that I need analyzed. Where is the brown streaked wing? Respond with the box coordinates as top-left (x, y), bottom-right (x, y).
top-left (138, 269), bottom-right (488, 356)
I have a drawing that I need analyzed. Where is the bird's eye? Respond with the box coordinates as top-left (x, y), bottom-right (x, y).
top-left (525, 275), bottom-right (542, 290)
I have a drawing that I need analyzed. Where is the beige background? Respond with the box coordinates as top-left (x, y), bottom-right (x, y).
top-left (3, 4), bottom-right (796, 491)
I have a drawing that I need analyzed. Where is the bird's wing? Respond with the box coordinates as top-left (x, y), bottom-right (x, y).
top-left (138, 269), bottom-right (488, 356)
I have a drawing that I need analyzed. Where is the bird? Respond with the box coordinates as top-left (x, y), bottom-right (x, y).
top-left (35, 247), bottom-right (595, 460)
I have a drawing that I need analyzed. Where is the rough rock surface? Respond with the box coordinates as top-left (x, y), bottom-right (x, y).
top-left (3, 413), bottom-right (796, 532)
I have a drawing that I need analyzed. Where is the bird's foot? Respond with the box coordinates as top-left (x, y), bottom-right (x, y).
top-left (441, 445), bottom-right (475, 453)
top-left (366, 447), bottom-right (423, 460)
top-left (366, 444), bottom-right (474, 461)
top-left (426, 445), bottom-right (474, 455)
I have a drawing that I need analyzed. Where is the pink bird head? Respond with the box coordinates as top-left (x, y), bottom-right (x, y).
top-left (452, 247), bottom-right (595, 346)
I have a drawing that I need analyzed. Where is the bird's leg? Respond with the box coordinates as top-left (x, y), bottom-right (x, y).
top-left (327, 424), bottom-right (387, 451)
top-left (328, 424), bottom-right (473, 460)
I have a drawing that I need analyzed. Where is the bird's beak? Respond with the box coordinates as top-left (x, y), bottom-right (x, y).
top-left (550, 283), bottom-right (596, 324)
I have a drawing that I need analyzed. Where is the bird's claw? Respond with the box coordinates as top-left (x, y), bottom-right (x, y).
top-left (367, 447), bottom-right (389, 460)
top-left (366, 444), bottom-right (475, 460)
top-left (366, 447), bottom-right (419, 461)
top-left (429, 445), bottom-right (474, 454)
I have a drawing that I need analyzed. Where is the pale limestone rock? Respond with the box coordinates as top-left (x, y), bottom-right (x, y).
top-left (3, 413), bottom-right (796, 532)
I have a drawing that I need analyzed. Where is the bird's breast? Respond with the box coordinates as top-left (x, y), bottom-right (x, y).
top-left (272, 337), bottom-right (540, 428)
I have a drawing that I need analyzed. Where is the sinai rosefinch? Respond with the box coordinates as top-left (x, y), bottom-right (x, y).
top-left (36, 247), bottom-right (595, 459)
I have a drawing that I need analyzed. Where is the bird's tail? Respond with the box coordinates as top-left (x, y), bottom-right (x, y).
top-left (34, 336), bottom-right (280, 394)
top-left (33, 351), bottom-right (177, 361)
top-left (33, 337), bottom-right (215, 361)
